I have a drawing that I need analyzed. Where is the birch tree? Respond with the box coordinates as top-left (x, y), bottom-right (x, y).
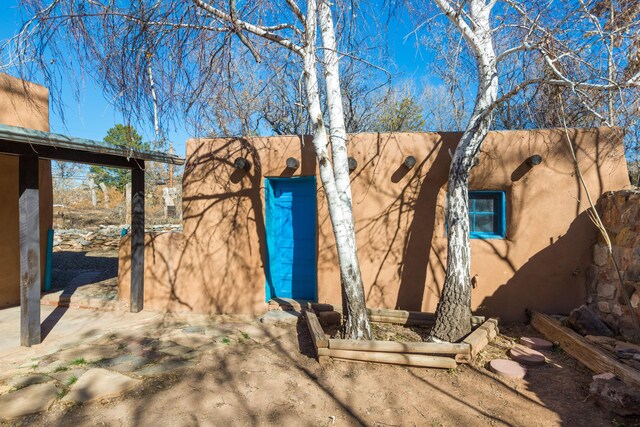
top-left (419, 0), bottom-right (640, 341)
top-left (6, 0), bottom-right (375, 339)
top-left (423, 0), bottom-right (499, 341)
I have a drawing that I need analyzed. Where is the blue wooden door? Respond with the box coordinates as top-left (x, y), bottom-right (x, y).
top-left (265, 177), bottom-right (317, 301)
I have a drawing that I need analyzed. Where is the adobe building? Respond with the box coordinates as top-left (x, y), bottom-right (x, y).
top-left (0, 74), bottom-right (53, 308)
top-left (119, 127), bottom-right (631, 321)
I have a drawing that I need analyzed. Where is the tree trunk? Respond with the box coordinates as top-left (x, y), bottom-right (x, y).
top-left (430, 0), bottom-right (498, 342)
top-left (318, 0), bottom-right (371, 339)
top-left (303, 0), bottom-right (371, 340)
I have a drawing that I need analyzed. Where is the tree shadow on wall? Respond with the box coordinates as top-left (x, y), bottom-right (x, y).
top-left (353, 132), bottom-right (458, 310)
top-left (476, 210), bottom-right (596, 321)
top-left (129, 135), bottom-right (318, 313)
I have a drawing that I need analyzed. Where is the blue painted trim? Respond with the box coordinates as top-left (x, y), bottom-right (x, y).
top-left (264, 176), bottom-right (318, 302)
top-left (468, 190), bottom-right (506, 239)
top-left (44, 228), bottom-right (54, 291)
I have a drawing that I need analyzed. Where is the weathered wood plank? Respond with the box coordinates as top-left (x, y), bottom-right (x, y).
top-left (531, 311), bottom-right (640, 388)
top-left (311, 304), bottom-right (484, 327)
top-left (368, 308), bottom-right (434, 321)
top-left (305, 310), bottom-right (328, 350)
top-left (325, 349), bottom-right (457, 368)
top-left (130, 165), bottom-right (145, 313)
top-left (328, 338), bottom-right (470, 355)
top-left (19, 156), bottom-right (41, 347)
top-left (463, 318), bottom-right (499, 359)
top-left (316, 347), bottom-right (331, 364)
top-left (368, 315), bottom-right (433, 326)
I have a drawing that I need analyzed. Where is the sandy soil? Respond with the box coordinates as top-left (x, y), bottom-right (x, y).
top-left (9, 319), bottom-right (640, 427)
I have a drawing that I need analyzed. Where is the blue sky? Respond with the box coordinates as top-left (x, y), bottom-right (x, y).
top-left (0, 2), bottom-right (432, 158)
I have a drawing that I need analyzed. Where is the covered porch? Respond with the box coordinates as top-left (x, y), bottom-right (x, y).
top-left (0, 123), bottom-right (184, 347)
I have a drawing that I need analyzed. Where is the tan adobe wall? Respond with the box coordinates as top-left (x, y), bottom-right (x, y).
top-left (0, 73), bottom-right (54, 308)
top-left (590, 190), bottom-right (640, 339)
top-left (119, 127), bottom-right (630, 320)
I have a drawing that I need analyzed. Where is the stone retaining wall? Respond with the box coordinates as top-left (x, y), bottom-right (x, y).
top-left (54, 224), bottom-right (182, 252)
top-left (590, 190), bottom-right (640, 339)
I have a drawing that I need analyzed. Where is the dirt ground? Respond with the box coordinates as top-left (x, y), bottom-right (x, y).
top-left (4, 314), bottom-right (639, 427)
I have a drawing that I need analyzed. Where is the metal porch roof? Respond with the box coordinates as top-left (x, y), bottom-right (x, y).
top-left (0, 123), bottom-right (184, 166)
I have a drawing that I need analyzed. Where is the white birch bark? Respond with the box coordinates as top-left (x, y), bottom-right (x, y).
top-left (430, 0), bottom-right (499, 342)
top-left (147, 64), bottom-right (161, 144)
top-left (304, 0), bottom-right (371, 339)
top-left (192, 0), bottom-right (372, 339)
top-left (317, 0), bottom-right (371, 338)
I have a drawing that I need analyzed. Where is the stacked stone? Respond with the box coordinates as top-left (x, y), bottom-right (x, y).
top-left (590, 190), bottom-right (640, 340)
top-left (53, 224), bottom-right (183, 252)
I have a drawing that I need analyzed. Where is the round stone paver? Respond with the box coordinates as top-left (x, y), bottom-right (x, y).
top-left (489, 359), bottom-right (527, 379)
top-left (509, 346), bottom-right (546, 366)
top-left (520, 336), bottom-right (553, 351)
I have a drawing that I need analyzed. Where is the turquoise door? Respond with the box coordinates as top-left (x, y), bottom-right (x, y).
top-left (265, 177), bottom-right (317, 301)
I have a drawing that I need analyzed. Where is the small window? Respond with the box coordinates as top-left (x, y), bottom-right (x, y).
top-left (468, 191), bottom-right (506, 239)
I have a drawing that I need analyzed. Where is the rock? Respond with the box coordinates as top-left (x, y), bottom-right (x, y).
top-left (594, 244), bottom-right (610, 267)
top-left (260, 310), bottom-right (301, 325)
top-left (182, 326), bottom-right (206, 335)
top-left (489, 359), bottom-right (526, 379)
top-left (63, 368), bottom-right (141, 404)
top-left (159, 345), bottom-right (194, 357)
top-left (97, 355), bottom-right (151, 373)
top-left (593, 372), bottom-right (616, 380)
top-left (10, 374), bottom-right (52, 390)
top-left (50, 368), bottom-right (86, 384)
top-left (165, 333), bottom-right (211, 348)
top-left (55, 344), bottom-right (120, 363)
top-left (0, 383), bottom-right (59, 420)
top-left (589, 377), bottom-right (640, 416)
top-left (135, 360), bottom-right (191, 377)
top-left (615, 227), bottom-right (636, 247)
top-left (597, 301), bottom-right (611, 313)
top-left (611, 304), bottom-right (624, 317)
top-left (631, 292), bottom-right (640, 309)
top-left (567, 305), bottom-right (614, 337)
top-left (627, 266), bottom-right (640, 282)
top-left (597, 283), bottom-right (616, 299)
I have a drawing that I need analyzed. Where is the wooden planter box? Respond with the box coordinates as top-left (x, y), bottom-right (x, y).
top-left (304, 306), bottom-right (498, 368)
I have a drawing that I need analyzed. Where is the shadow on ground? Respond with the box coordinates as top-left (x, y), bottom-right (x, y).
top-left (6, 311), bottom-right (637, 427)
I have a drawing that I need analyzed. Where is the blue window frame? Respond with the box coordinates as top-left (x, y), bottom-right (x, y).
top-left (468, 191), bottom-right (506, 239)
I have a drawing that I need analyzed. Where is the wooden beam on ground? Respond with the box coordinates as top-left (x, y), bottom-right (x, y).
top-left (130, 165), bottom-right (145, 313)
top-left (325, 349), bottom-right (457, 369)
top-left (531, 311), bottom-right (640, 388)
top-left (311, 304), bottom-right (484, 327)
top-left (463, 318), bottom-right (499, 359)
top-left (328, 339), bottom-right (469, 355)
top-left (305, 310), bottom-right (328, 351)
top-left (19, 155), bottom-right (41, 347)
top-left (367, 308), bottom-right (434, 321)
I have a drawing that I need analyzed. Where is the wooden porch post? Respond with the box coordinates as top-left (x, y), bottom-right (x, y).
top-left (19, 156), bottom-right (41, 346)
top-left (130, 165), bottom-right (145, 312)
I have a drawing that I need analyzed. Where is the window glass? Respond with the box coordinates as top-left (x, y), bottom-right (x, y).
top-left (474, 198), bottom-right (494, 212)
top-left (468, 191), bottom-right (505, 239)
